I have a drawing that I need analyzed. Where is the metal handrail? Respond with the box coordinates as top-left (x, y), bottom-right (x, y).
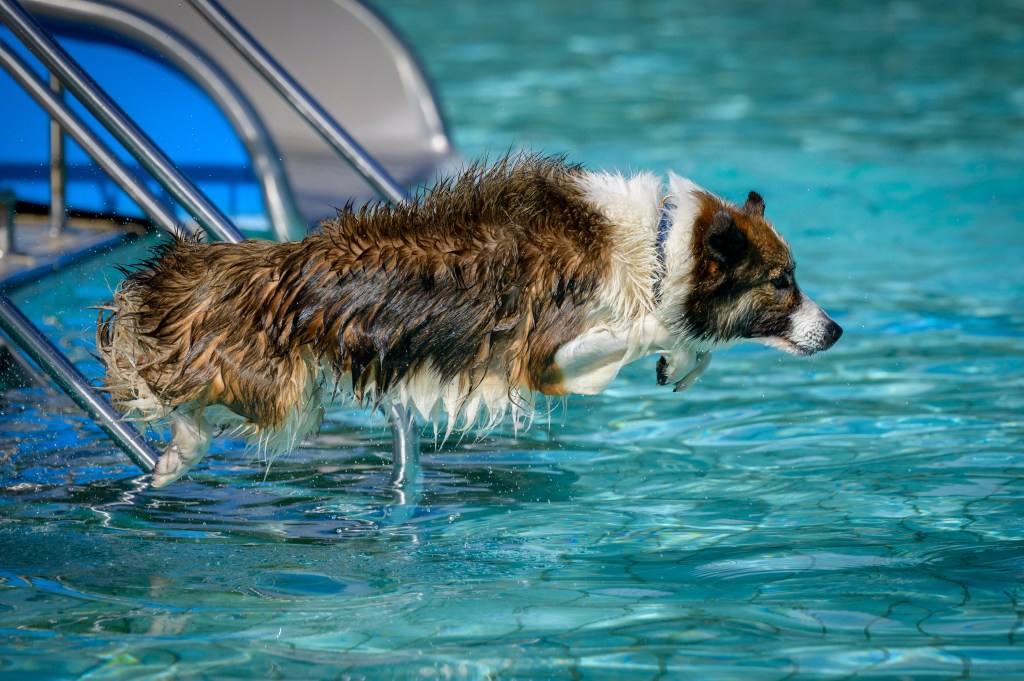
top-left (189, 0), bottom-right (410, 206)
top-left (0, 0), bottom-right (244, 243)
top-left (189, 0), bottom-right (424, 472)
top-left (0, 294), bottom-right (158, 472)
top-left (23, 0), bottom-right (306, 242)
top-left (0, 41), bottom-right (187, 236)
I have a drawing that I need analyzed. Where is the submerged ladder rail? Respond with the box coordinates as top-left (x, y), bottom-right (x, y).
top-left (189, 0), bottom-right (421, 481)
top-left (0, 295), bottom-right (159, 472)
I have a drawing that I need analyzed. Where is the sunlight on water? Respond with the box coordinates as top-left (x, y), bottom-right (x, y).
top-left (1, 0), bottom-right (1022, 678)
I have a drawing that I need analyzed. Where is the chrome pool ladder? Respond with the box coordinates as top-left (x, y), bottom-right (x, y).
top-left (0, 0), bottom-right (451, 484)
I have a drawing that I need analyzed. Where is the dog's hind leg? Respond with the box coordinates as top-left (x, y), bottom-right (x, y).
top-left (151, 410), bottom-right (211, 487)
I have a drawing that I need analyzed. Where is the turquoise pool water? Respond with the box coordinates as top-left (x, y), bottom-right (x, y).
top-left (2, 0), bottom-right (1023, 678)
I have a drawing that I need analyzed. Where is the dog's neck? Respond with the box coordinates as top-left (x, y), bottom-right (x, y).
top-left (653, 197), bottom-right (676, 300)
top-left (656, 173), bottom-right (705, 345)
top-left (546, 171), bottom-right (709, 395)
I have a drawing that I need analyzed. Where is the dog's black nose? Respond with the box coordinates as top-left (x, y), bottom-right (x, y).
top-left (823, 319), bottom-right (843, 348)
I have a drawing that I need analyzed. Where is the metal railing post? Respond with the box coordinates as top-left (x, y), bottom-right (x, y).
top-left (0, 188), bottom-right (14, 257)
top-left (0, 293), bottom-right (158, 473)
top-left (388, 403), bottom-right (421, 488)
top-left (0, 0), bottom-right (244, 243)
top-left (47, 72), bottom-right (65, 237)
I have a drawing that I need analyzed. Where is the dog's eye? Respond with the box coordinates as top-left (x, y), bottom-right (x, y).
top-left (771, 273), bottom-right (791, 290)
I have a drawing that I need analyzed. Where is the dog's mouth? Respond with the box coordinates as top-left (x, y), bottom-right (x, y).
top-left (752, 336), bottom-right (814, 356)
top-left (752, 319), bottom-right (843, 357)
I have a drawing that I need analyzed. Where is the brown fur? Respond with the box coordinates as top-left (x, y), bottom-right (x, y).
top-left (98, 154), bottom-right (616, 433)
top-left (675, 190), bottom-right (798, 343)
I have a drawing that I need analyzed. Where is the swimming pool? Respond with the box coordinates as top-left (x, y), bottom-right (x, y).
top-left (2, 0), bottom-right (1023, 678)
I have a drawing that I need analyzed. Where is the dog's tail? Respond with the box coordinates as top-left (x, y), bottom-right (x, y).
top-left (95, 284), bottom-right (170, 425)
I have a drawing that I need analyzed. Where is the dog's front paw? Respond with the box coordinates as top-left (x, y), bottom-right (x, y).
top-left (151, 444), bottom-right (201, 487)
top-left (656, 355), bottom-right (671, 386)
top-left (657, 350), bottom-right (712, 392)
top-left (673, 351), bottom-right (712, 392)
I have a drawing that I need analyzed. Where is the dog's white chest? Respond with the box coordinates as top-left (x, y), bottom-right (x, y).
top-left (553, 328), bottom-right (635, 394)
top-left (551, 316), bottom-right (678, 395)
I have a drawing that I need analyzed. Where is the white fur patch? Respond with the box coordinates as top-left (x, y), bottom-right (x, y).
top-left (151, 411), bottom-right (211, 487)
top-left (574, 171), bottom-right (663, 324)
top-left (663, 172), bottom-right (703, 282)
top-left (390, 360), bottom-right (534, 440)
top-left (555, 171), bottom-right (727, 394)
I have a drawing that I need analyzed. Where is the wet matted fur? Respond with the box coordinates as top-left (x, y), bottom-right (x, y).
top-left (97, 153), bottom-right (842, 486)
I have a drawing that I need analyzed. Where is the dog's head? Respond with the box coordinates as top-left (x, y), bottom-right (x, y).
top-left (659, 175), bottom-right (842, 355)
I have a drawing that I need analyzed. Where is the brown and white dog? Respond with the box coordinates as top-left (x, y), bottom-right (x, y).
top-left (97, 154), bottom-right (842, 486)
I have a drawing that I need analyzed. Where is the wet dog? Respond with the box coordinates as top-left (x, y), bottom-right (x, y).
top-left (98, 154), bottom-right (842, 486)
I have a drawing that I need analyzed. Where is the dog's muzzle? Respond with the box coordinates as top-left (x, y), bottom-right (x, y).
top-left (785, 296), bottom-right (842, 355)
top-left (754, 296), bottom-right (843, 356)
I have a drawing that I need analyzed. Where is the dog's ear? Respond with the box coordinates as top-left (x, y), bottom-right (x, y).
top-left (742, 191), bottom-right (764, 217)
top-left (705, 210), bottom-right (748, 263)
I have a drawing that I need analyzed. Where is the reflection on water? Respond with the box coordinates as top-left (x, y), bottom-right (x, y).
top-left (2, 0), bottom-right (1023, 677)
